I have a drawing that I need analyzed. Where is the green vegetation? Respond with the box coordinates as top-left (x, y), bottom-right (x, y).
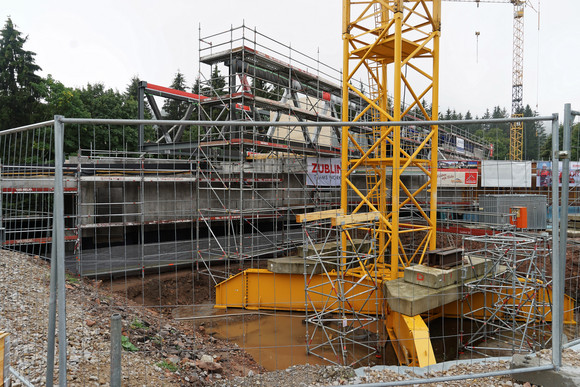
top-left (156, 360), bottom-right (178, 372)
top-left (0, 18), bottom-right (227, 152)
top-left (440, 105), bottom-right (549, 161)
top-left (130, 318), bottom-right (148, 330)
top-left (121, 335), bottom-right (139, 352)
top-left (65, 273), bottom-right (79, 284)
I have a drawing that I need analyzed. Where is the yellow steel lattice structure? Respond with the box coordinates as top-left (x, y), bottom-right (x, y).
top-left (341, 0), bottom-right (441, 281)
top-left (510, 114), bottom-right (524, 161)
top-left (509, 0), bottom-right (525, 161)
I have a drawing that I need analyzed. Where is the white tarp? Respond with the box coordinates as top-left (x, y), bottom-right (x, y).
top-left (306, 157), bottom-right (341, 186)
top-left (481, 160), bottom-right (532, 187)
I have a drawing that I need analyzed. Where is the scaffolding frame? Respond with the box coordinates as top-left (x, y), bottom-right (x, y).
top-left (302, 216), bottom-right (381, 366)
top-left (461, 231), bottom-right (553, 356)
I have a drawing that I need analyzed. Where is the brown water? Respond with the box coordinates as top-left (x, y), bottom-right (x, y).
top-left (174, 306), bottom-right (383, 371)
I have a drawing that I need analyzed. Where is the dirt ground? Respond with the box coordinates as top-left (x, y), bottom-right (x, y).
top-left (106, 260), bottom-right (266, 313)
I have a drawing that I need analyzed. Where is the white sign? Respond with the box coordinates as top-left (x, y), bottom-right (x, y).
top-left (456, 137), bottom-right (465, 153)
top-left (437, 169), bottom-right (478, 187)
top-left (481, 160), bottom-right (532, 187)
top-left (306, 157), bottom-right (341, 186)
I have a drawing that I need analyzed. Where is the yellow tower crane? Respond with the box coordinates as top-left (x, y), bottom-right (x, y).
top-left (446, 0), bottom-right (533, 160)
top-left (341, 1), bottom-right (440, 280)
top-left (509, 0), bottom-right (526, 160)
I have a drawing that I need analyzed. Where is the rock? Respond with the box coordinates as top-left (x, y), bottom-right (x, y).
top-left (85, 319), bottom-right (96, 327)
top-left (200, 354), bottom-right (214, 363)
top-left (194, 360), bottom-right (223, 373)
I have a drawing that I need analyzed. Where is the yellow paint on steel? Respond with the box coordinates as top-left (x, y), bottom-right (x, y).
top-left (342, 1), bottom-right (440, 280)
top-left (440, 285), bottom-right (577, 325)
top-left (0, 331), bottom-right (8, 384)
top-left (510, 116), bottom-right (524, 161)
top-left (214, 266), bottom-right (575, 366)
top-left (214, 268), bottom-right (383, 313)
top-left (386, 310), bottom-right (436, 367)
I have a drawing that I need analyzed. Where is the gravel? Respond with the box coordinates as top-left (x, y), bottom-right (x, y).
top-left (0, 250), bottom-right (261, 386)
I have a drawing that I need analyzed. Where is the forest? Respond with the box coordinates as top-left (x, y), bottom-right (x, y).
top-left (1, 17), bottom-right (576, 160)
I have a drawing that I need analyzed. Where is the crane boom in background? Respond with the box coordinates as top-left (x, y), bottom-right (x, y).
top-left (445, 0), bottom-right (537, 160)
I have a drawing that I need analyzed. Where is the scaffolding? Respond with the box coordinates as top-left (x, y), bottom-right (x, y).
top-left (461, 231), bottom-right (555, 355)
top-left (302, 215), bottom-right (381, 366)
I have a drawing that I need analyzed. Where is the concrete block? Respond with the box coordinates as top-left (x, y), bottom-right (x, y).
top-left (404, 257), bottom-right (492, 289)
top-left (385, 257), bottom-right (504, 316)
top-left (384, 277), bottom-right (464, 316)
top-left (512, 353), bottom-right (580, 387)
top-left (267, 256), bottom-right (323, 275)
top-left (306, 238), bottom-right (371, 257)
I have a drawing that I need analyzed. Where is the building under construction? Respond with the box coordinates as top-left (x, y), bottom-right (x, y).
top-left (1, 5), bottom-right (579, 375)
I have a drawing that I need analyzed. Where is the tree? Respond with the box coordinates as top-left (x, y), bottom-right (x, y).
top-left (0, 18), bottom-right (44, 130)
top-left (463, 110), bottom-right (475, 133)
top-left (522, 104), bottom-right (545, 161)
top-left (163, 71), bottom-right (189, 120)
top-left (204, 65), bottom-right (226, 96)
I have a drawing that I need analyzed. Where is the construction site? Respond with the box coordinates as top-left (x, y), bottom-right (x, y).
top-left (1, 1), bottom-right (580, 386)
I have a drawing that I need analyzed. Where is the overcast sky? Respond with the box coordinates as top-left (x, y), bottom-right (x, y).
top-left (2, 0), bottom-right (578, 120)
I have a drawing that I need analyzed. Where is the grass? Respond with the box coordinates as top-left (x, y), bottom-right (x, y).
top-left (65, 273), bottom-right (79, 283)
top-left (156, 360), bottom-right (178, 372)
top-left (130, 318), bottom-right (148, 330)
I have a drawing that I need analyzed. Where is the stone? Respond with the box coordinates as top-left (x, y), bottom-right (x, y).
top-left (194, 360), bottom-right (223, 373)
top-left (200, 354), bottom-right (214, 363)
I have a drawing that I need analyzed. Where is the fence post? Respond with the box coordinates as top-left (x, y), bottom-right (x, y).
top-left (46, 116), bottom-right (65, 387)
top-left (551, 113), bottom-right (562, 370)
top-left (54, 115), bottom-right (67, 386)
top-left (110, 314), bottom-right (122, 387)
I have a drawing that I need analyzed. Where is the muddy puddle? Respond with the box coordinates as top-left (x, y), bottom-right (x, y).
top-left (173, 306), bottom-right (385, 371)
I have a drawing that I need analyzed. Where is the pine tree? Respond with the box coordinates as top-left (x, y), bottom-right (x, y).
top-left (207, 65), bottom-right (226, 96)
top-left (163, 71), bottom-right (189, 120)
top-left (0, 18), bottom-right (44, 130)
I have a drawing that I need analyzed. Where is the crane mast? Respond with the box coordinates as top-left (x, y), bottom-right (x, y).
top-left (509, 0), bottom-right (525, 160)
top-left (446, 0), bottom-right (528, 160)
